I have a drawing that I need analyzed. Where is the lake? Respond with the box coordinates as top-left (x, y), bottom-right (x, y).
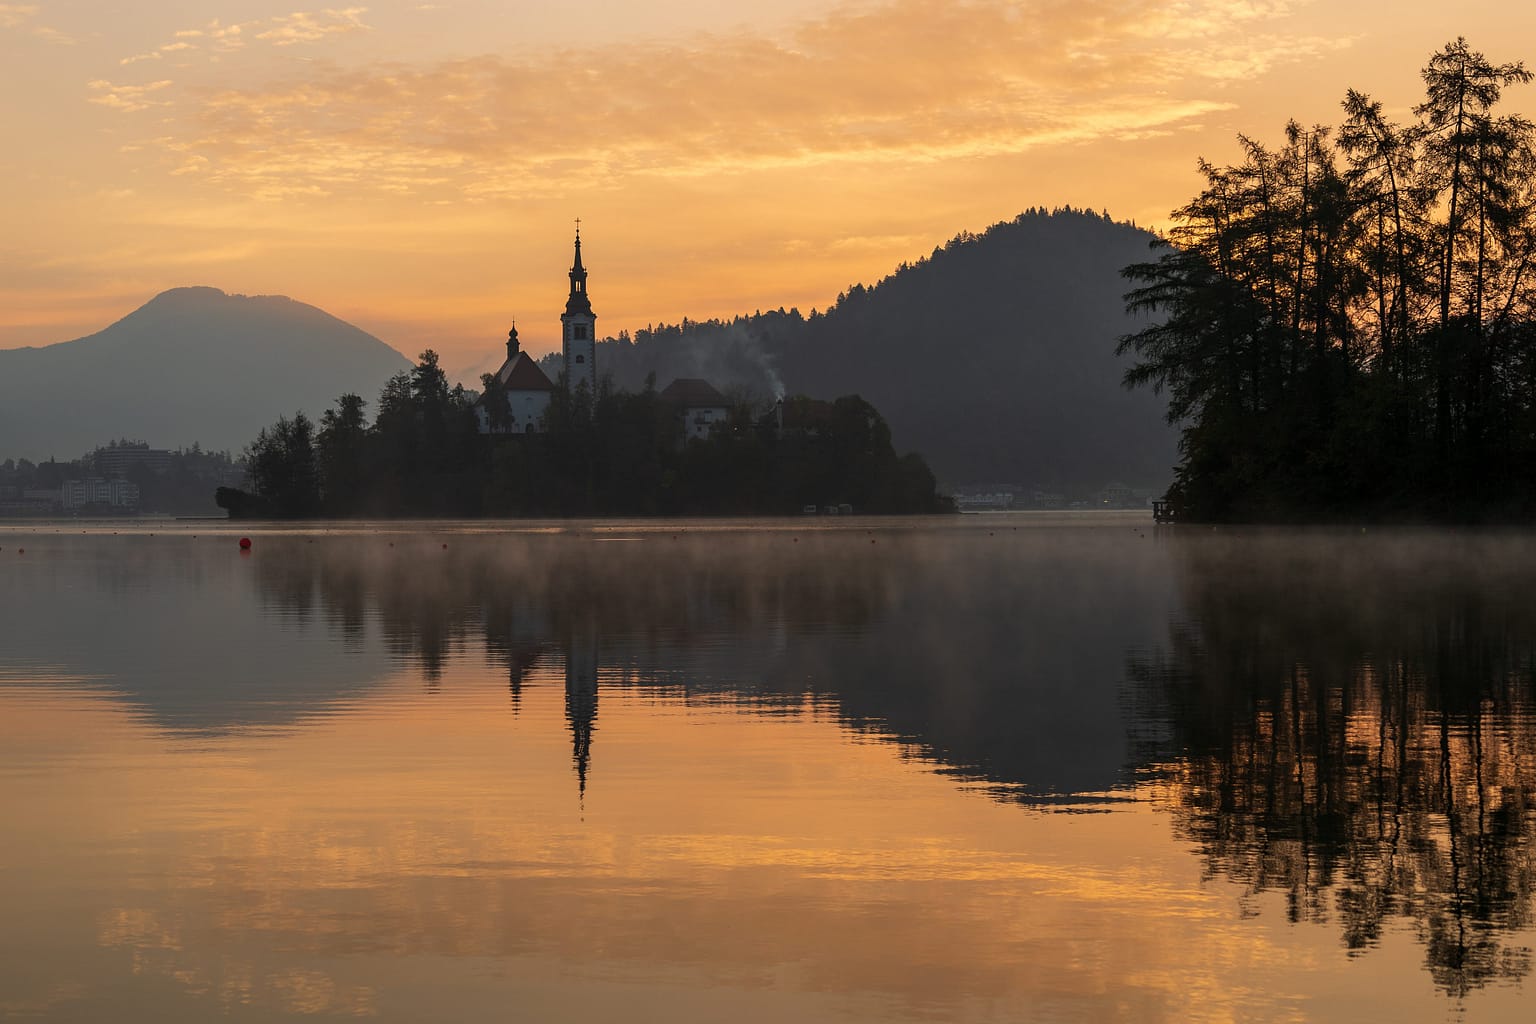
top-left (2, 515), bottom-right (1533, 1022)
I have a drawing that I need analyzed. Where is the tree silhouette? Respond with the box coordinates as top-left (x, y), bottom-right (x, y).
top-left (1120, 40), bottom-right (1536, 521)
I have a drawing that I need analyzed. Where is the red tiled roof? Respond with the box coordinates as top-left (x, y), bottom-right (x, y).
top-left (495, 353), bottom-right (555, 392)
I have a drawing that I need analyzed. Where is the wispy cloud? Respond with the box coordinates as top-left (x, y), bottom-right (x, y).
top-left (256, 7), bottom-right (369, 46)
top-left (0, 4), bottom-right (37, 29)
top-left (2, 2), bottom-right (74, 42)
top-left (96, 0), bottom-right (1343, 200)
top-left (120, 8), bottom-right (370, 64)
top-left (87, 79), bottom-right (174, 113)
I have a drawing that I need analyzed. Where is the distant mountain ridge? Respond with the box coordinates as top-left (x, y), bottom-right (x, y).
top-left (576, 209), bottom-right (1178, 491)
top-left (0, 287), bottom-right (411, 461)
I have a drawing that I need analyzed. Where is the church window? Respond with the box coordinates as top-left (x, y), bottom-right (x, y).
top-left (575, 354), bottom-right (586, 363)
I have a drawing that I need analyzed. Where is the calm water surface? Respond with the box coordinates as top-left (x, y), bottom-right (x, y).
top-left (2, 515), bottom-right (1533, 1022)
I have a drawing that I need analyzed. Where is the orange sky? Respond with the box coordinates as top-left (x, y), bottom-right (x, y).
top-left (3, 1), bottom-right (1534, 377)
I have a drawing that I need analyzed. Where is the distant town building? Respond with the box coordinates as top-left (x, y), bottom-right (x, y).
top-left (62, 478), bottom-right (139, 511)
top-left (659, 378), bottom-right (730, 441)
top-left (94, 443), bottom-right (171, 478)
top-left (474, 326), bottom-right (555, 435)
top-left (0, 488), bottom-right (61, 516)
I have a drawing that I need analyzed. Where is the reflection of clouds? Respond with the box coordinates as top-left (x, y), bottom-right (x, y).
top-left (268, 969), bottom-right (375, 1016)
top-left (98, 908), bottom-right (183, 952)
top-left (91, 0), bottom-right (1342, 199)
top-left (66, 688), bottom-right (1287, 1021)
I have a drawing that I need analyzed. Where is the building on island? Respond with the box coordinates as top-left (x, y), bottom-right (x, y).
top-left (658, 378), bottom-right (730, 441)
top-left (474, 325), bottom-right (555, 435)
top-left (476, 227), bottom-right (598, 435)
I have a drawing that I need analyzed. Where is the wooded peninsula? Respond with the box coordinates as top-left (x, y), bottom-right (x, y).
top-left (1120, 39), bottom-right (1536, 522)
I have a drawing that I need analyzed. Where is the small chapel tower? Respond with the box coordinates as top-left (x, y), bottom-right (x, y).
top-left (561, 223), bottom-right (598, 398)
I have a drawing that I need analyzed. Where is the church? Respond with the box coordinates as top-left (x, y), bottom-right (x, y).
top-left (474, 227), bottom-right (599, 435)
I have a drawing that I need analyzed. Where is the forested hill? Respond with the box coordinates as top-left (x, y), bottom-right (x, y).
top-left (571, 209), bottom-right (1179, 491)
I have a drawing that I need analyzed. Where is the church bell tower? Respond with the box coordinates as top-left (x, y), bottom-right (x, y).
top-left (561, 224), bottom-right (598, 398)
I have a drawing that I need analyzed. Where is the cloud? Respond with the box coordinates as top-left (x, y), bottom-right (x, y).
top-left (31, 22), bottom-right (73, 44)
top-left (0, 4), bottom-right (37, 30)
top-left (1, 3), bottom-right (72, 41)
top-left (121, 39), bottom-right (198, 65)
top-left (256, 7), bottom-right (370, 46)
top-left (87, 79), bottom-right (175, 113)
top-left (100, 0), bottom-right (1342, 199)
top-left (119, 8), bottom-right (370, 64)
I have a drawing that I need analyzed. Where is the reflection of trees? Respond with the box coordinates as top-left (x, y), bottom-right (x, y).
top-left (249, 530), bottom-right (909, 794)
top-left (251, 531), bottom-right (898, 678)
top-left (247, 527), bottom-right (1169, 800)
top-left (1131, 533), bottom-right (1536, 994)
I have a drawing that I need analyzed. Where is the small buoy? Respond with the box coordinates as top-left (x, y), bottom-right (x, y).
top-left (17, 548), bottom-right (24, 555)
top-left (442, 543), bottom-right (448, 550)
top-left (238, 537), bottom-right (252, 550)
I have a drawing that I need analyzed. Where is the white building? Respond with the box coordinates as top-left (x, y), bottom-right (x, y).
top-left (474, 325), bottom-right (555, 435)
top-left (659, 378), bottom-right (731, 441)
top-left (62, 478), bottom-right (139, 511)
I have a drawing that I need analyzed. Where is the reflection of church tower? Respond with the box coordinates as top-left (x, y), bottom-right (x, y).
top-left (564, 622), bottom-right (600, 801)
top-left (561, 224), bottom-right (598, 397)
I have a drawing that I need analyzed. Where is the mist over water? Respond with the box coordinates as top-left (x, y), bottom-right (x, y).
top-left (2, 518), bottom-right (1534, 1021)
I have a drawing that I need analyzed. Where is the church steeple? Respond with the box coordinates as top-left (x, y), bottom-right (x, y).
top-left (566, 227), bottom-right (592, 316)
top-left (506, 323), bottom-right (520, 361)
top-left (560, 220), bottom-right (598, 396)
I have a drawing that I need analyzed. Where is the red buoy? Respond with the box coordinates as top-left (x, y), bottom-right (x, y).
top-left (238, 537), bottom-right (252, 550)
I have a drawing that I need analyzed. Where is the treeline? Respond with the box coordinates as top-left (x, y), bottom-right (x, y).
top-left (1121, 39), bottom-right (1536, 521)
top-left (219, 352), bottom-right (950, 518)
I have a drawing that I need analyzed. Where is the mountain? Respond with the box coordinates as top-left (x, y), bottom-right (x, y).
top-left (0, 287), bottom-right (412, 462)
top-left (589, 209), bottom-right (1179, 492)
